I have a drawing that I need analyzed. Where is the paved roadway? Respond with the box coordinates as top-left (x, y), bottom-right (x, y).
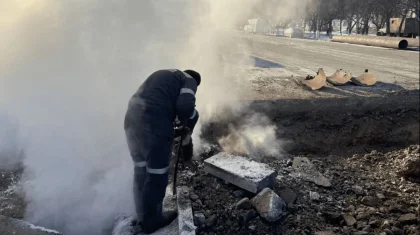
top-left (235, 34), bottom-right (419, 100)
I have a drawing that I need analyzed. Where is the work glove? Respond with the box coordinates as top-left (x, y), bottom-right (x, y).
top-left (174, 126), bottom-right (191, 138)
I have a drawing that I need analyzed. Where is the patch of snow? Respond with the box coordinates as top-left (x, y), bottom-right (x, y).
top-left (206, 153), bottom-right (275, 181)
top-left (112, 214), bottom-right (179, 235)
top-left (27, 223), bottom-right (61, 234)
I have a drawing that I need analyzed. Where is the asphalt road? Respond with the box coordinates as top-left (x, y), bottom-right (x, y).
top-left (234, 34), bottom-right (419, 100)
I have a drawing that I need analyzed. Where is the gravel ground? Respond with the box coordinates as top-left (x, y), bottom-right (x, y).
top-left (179, 144), bottom-right (419, 235)
top-left (0, 167), bottom-right (25, 219)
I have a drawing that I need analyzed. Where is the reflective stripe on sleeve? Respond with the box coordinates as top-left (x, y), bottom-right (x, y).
top-left (180, 88), bottom-right (195, 96)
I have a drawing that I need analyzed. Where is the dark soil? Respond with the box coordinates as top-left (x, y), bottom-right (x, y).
top-left (181, 106), bottom-right (420, 235)
top-left (178, 145), bottom-right (419, 235)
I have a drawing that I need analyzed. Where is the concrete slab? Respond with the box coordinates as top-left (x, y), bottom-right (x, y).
top-left (0, 215), bottom-right (62, 235)
top-left (177, 186), bottom-right (196, 235)
top-left (204, 152), bottom-right (277, 193)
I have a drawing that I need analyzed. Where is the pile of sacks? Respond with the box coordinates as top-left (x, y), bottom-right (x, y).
top-left (301, 68), bottom-right (377, 91)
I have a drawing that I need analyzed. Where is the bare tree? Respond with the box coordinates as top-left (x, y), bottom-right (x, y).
top-left (371, 10), bottom-right (387, 33)
top-left (376, 0), bottom-right (401, 36)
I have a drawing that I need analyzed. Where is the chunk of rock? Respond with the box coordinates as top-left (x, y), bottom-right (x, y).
top-left (290, 157), bottom-right (331, 188)
top-left (398, 154), bottom-right (420, 183)
top-left (382, 229), bottom-right (394, 235)
top-left (193, 213), bottom-right (206, 228)
top-left (314, 231), bottom-right (336, 235)
top-left (309, 191), bottom-right (320, 201)
top-left (361, 196), bottom-right (379, 207)
top-left (391, 226), bottom-right (404, 235)
top-left (204, 153), bottom-right (277, 193)
top-left (250, 188), bottom-right (286, 222)
top-left (189, 193), bottom-right (199, 201)
top-left (233, 189), bottom-right (246, 198)
top-left (352, 185), bottom-right (365, 196)
top-left (0, 215), bottom-right (62, 235)
top-left (343, 214), bottom-right (357, 226)
top-left (278, 188), bottom-right (297, 205)
top-left (235, 198), bottom-right (253, 210)
top-left (398, 213), bottom-right (418, 225)
top-left (205, 215), bottom-right (217, 227)
top-left (376, 193), bottom-right (386, 200)
top-left (354, 232), bottom-right (369, 235)
top-left (323, 212), bottom-right (343, 225)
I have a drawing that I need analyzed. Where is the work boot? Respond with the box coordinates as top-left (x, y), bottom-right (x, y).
top-left (142, 210), bottom-right (178, 234)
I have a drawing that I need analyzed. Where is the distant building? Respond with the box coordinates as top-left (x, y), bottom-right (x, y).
top-left (332, 19), bottom-right (348, 32)
top-left (244, 19), bottom-right (270, 34)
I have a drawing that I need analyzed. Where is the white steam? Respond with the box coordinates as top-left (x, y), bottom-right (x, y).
top-left (0, 0), bottom-right (309, 234)
top-left (218, 114), bottom-right (284, 159)
top-left (0, 0), bottom-right (268, 234)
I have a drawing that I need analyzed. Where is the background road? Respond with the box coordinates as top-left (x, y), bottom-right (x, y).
top-left (236, 34), bottom-right (419, 100)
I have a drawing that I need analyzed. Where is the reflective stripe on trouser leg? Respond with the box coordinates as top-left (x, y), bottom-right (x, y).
top-left (146, 166), bottom-right (169, 174)
top-left (125, 125), bottom-right (149, 222)
top-left (142, 135), bottom-right (173, 222)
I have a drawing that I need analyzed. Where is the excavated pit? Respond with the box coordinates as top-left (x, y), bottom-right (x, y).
top-left (1, 90), bottom-right (419, 235)
top-left (180, 90), bottom-right (419, 235)
top-left (200, 90), bottom-right (419, 156)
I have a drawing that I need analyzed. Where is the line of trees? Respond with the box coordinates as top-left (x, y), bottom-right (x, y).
top-left (265, 0), bottom-right (419, 36)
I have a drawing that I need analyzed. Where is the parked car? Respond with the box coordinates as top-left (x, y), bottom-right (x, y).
top-left (284, 27), bottom-right (304, 38)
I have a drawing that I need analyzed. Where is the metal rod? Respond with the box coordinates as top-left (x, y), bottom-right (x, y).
top-left (172, 123), bottom-right (186, 195)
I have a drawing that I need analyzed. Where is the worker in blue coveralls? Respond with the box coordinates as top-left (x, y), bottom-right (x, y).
top-left (124, 69), bottom-right (200, 234)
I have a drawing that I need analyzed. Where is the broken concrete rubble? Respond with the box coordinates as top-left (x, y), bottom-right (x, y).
top-left (343, 214), bottom-right (357, 226)
top-left (0, 215), bottom-right (62, 235)
top-left (290, 157), bottom-right (332, 188)
top-left (250, 188), bottom-right (286, 222)
top-left (204, 152), bottom-right (277, 193)
top-left (398, 213), bottom-right (418, 225)
top-left (398, 150), bottom-right (420, 183)
top-left (361, 196), bottom-right (379, 207)
top-left (309, 191), bottom-right (320, 201)
top-left (193, 213), bottom-right (206, 228)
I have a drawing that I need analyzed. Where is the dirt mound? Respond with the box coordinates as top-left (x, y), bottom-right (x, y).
top-left (179, 145), bottom-right (420, 235)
